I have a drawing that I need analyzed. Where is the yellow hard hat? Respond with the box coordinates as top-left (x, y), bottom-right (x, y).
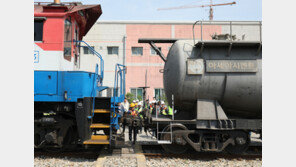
top-left (135, 103), bottom-right (138, 106)
top-left (130, 103), bottom-right (135, 108)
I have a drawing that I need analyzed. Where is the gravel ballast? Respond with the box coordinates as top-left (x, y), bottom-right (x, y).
top-left (146, 157), bottom-right (262, 167)
top-left (103, 157), bottom-right (137, 167)
top-left (35, 156), bottom-right (261, 167)
top-left (34, 156), bottom-right (96, 167)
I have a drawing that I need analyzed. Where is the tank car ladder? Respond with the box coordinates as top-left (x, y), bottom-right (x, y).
top-left (156, 95), bottom-right (175, 144)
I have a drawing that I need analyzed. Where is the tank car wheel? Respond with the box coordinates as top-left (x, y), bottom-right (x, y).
top-left (161, 124), bottom-right (189, 154)
top-left (225, 131), bottom-right (250, 154)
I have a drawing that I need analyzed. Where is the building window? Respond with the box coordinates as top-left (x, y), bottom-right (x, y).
top-left (83, 46), bottom-right (94, 54)
top-left (34, 19), bottom-right (43, 42)
top-left (131, 47), bottom-right (143, 56)
top-left (155, 88), bottom-right (165, 101)
top-left (107, 46), bottom-right (119, 55)
top-left (64, 18), bottom-right (72, 61)
top-left (130, 88), bottom-right (143, 101)
top-left (150, 47), bottom-right (161, 55)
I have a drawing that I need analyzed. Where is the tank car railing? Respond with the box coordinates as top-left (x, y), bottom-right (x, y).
top-left (192, 21), bottom-right (262, 43)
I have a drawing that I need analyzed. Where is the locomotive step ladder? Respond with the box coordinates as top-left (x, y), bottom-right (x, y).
top-left (83, 98), bottom-right (111, 145)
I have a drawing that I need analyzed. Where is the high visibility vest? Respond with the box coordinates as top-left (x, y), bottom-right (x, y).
top-left (162, 107), bottom-right (167, 115)
top-left (131, 110), bottom-right (138, 116)
top-left (168, 107), bottom-right (173, 116)
top-left (138, 108), bottom-right (143, 118)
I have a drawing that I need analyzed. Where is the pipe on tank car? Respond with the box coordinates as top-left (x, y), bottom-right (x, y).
top-left (54, 0), bottom-right (61, 4)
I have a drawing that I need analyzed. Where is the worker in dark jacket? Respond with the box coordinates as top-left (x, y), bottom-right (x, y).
top-left (128, 103), bottom-right (141, 144)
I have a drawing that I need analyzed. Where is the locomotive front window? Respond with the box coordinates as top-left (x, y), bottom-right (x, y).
top-left (34, 20), bottom-right (43, 42)
top-left (64, 18), bottom-right (72, 61)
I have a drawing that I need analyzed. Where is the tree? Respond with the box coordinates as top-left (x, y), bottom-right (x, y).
top-left (137, 95), bottom-right (143, 101)
top-left (125, 92), bottom-right (135, 104)
top-left (161, 93), bottom-right (168, 105)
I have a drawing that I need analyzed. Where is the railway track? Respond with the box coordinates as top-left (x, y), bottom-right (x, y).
top-left (34, 145), bottom-right (261, 160)
top-left (142, 145), bottom-right (261, 159)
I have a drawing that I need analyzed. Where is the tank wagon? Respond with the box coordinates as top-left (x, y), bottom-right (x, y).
top-left (139, 36), bottom-right (262, 154)
top-left (34, 0), bottom-right (261, 155)
top-left (34, 1), bottom-right (126, 150)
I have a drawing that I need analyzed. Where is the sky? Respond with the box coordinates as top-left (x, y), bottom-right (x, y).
top-left (35, 0), bottom-right (262, 21)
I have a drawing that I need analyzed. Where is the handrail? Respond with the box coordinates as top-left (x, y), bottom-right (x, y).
top-left (110, 64), bottom-right (126, 142)
top-left (75, 40), bottom-right (105, 119)
top-left (113, 64), bottom-right (126, 101)
top-left (75, 40), bottom-right (104, 82)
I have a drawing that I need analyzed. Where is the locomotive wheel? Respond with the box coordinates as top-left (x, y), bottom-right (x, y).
top-left (161, 124), bottom-right (189, 154)
top-left (225, 131), bottom-right (250, 154)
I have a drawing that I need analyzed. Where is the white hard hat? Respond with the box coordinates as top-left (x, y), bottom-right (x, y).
top-left (138, 101), bottom-right (143, 106)
top-left (136, 99), bottom-right (139, 102)
top-left (161, 101), bottom-right (165, 105)
top-left (133, 100), bottom-right (136, 103)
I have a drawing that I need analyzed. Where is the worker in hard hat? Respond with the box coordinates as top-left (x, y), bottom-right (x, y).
top-left (120, 98), bottom-right (130, 134)
top-left (160, 101), bottom-right (168, 116)
top-left (137, 101), bottom-right (144, 133)
top-left (134, 102), bottom-right (138, 111)
top-left (167, 106), bottom-right (174, 119)
top-left (156, 101), bottom-right (162, 116)
top-left (130, 103), bottom-right (138, 116)
top-left (128, 103), bottom-right (140, 144)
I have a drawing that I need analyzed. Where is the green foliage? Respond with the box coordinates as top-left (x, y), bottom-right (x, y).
top-left (161, 94), bottom-right (168, 105)
top-left (137, 95), bottom-right (143, 101)
top-left (125, 92), bottom-right (135, 104)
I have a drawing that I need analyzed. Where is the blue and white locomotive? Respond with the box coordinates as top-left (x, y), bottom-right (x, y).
top-left (34, 1), bottom-right (125, 149)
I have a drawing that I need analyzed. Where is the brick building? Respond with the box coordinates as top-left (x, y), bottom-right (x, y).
top-left (81, 21), bottom-right (261, 101)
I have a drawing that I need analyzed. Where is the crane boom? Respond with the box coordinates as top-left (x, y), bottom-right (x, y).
top-left (157, 2), bottom-right (236, 11)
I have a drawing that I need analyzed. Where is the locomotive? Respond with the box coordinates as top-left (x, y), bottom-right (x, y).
top-left (34, 0), bottom-right (261, 154)
top-left (34, 1), bottom-right (125, 150)
top-left (139, 38), bottom-right (262, 154)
